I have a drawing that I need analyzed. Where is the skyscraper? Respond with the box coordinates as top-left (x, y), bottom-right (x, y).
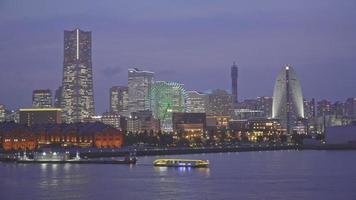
top-left (32, 89), bottom-right (52, 108)
top-left (231, 62), bottom-right (238, 105)
top-left (54, 86), bottom-right (62, 108)
top-left (110, 86), bottom-right (129, 116)
top-left (272, 65), bottom-right (304, 134)
top-left (0, 104), bottom-right (5, 122)
top-left (128, 68), bottom-right (154, 115)
top-left (61, 28), bottom-right (95, 123)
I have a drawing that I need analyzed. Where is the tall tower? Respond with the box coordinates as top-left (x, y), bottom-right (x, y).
top-left (61, 28), bottom-right (95, 123)
top-left (231, 62), bottom-right (238, 105)
top-left (110, 86), bottom-right (129, 116)
top-left (128, 68), bottom-right (154, 115)
top-left (272, 65), bottom-right (304, 134)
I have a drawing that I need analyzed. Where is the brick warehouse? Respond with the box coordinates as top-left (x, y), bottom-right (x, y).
top-left (0, 122), bottom-right (124, 151)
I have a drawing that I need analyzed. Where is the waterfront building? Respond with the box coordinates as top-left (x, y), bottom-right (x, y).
top-left (0, 104), bottom-right (5, 122)
top-left (61, 28), bottom-right (95, 123)
top-left (128, 68), bottom-right (154, 114)
top-left (127, 110), bottom-right (160, 133)
top-left (185, 91), bottom-right (208, 113)
top-left (101, 112), bottom-right (121, 130)
top-left (54, 86), bottom-right (62, 108)
top-left (317, 99), bottom-right (332, 117)
top-left (32, 89), bottom-right (52, 108)
top-left (207, 89), bottom-right (234, 116)
top-left (246, 119), bottom-right (285, 142)
top-left (110, 86), bottom-right (129, 117)
top-left (345, 98), bottom-right (356, 119)
top-left (147, 81), bottom-right (186, 131)
top-left (19, 108), bottom-right (62, 126)
top-left (231, 62), bottom-right (238, 105)
top-left (272, 65), bottom-right (304, 134)
top-left (0, 122), bottom-right (124, 151)
top-left (172, 112), bottom-right (206, 141)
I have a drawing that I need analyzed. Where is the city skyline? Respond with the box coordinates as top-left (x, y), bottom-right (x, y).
top-left (1, 1), bottom-right (356, 113)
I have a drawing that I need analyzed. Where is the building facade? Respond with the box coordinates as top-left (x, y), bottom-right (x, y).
top-left (128, 68), bottom-right (154, 114)
top-left (345, 98), bottom-right (356, 119)
top-left (207, 89), bottom-right (233, 116)
top-left (172, 112), bottom-right (206, 141)
top-left (185, 91), bottom-right (208, 113)
top-left (19, 108), bottom-right (62, 126)
top-left (32, 89), bottom-right (52, 108)
top-left (61, 28), bottom-right (95, 123)
top-left (0, 104), bottom-right (5, 122)
top-left (110, 86), bottom-right (129, 116)
top-left (272, 65), bottom-right (304, 134)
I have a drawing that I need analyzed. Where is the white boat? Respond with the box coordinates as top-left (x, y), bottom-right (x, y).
top-left (153, 159), bottom-right (209, 168)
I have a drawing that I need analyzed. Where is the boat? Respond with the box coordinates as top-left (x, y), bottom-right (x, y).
top-left (153, 159), bottom-right (209, 168)
top-left (1, 151), bottom-right (137, 165)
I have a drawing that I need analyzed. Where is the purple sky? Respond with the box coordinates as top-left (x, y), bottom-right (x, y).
top-left (0, 0), bottom-right (356, 113)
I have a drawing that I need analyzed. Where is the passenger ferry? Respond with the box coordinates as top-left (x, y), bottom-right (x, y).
top-left (153, 159), bottom-right (209, 168)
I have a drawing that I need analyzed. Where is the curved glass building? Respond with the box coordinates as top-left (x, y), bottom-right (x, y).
top-left (147, 81), bottom-right (187, 131)
top-left (272, 65), bottom-right (304, 134)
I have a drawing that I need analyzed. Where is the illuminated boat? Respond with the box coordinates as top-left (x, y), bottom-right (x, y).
top-left (153, 159), bottom-right (209, 168)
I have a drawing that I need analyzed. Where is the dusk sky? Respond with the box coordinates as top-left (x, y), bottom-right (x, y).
top-left (0, 0), bottom-right (355, 113)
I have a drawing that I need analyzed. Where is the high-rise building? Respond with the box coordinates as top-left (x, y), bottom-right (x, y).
top-left (186, 91), bottom-right (208, 113)
top-left (54, 86), bottom-right (62, 108)
top-left (331, 101), bottom-right (345, 118)
top-left (147, 81), bottom-right (186, 131)
top-left (207, 89), bottom-right (234, 116)
top-left (272, 65), bottom-right (304, 134)
top-left (128, 68), bottom-right (154, 115)
top-left (345, 98), bottom-right (356, 119)
top-left (61, 28), bottom-right (95, 123)
top-left (317, 99), bottom-right (332, 117)
top-left (304, 98), bottom-right (316, 119)
top-left (110, 86), bottom-right (129, 116)
top-left (231, 62), bottom-right (238, 105)
top-left (0, 104), bottom-right (5, 122)
top-left (32, 89), bottom-right (52, 108)
top-left (257, 96), bottom-right (273, 118)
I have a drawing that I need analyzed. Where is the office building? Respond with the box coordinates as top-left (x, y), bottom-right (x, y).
top-left (185, 91), bottom-right (208, 113)
top-left (54, 86), bottom-right (62, 108)
top-left (19, 108), bottom-right (62, 126)
top-left (61, 28), bottom-right (95, 123)
top-left (110, 86), bottom-right (129, 116)
top-left (128, 68), bottom-right (154, 114)
top-left (0, 104), bottom-right (5, 122)
top-left (207, 89), bottom-right (234, 116)
top-left (317, 100), bottom-right (332, 117)
top-left (32, 89), bottom-right (52, 108)
top-left (345, 98), bottom-right (356, 119)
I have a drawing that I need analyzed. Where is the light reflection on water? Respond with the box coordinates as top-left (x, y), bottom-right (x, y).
top-left (1, 151), bottom-right (356, 200)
